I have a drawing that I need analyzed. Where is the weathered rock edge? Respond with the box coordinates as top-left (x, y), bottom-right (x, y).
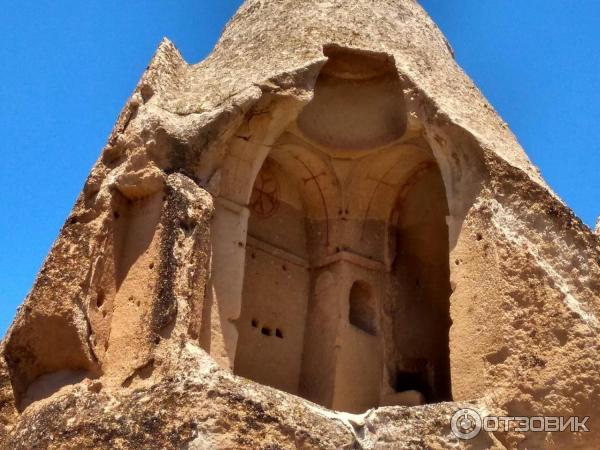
top-left (1, 0), bottom-right (599, 449)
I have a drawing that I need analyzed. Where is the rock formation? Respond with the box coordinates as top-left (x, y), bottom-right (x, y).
top-left (1, 0), bottom-right (599, 448)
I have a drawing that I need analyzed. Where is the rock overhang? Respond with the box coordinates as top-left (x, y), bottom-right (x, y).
top-left (1, 1), bottom-right (599, 448)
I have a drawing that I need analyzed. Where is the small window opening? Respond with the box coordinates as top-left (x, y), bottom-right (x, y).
top-left (251, 319), bottom-right (259, 328)
top-left (394, 358), bottom-right (432, 401)
top-left (349, 281), bottom-right (376, 335)
top-left (96, 291), bottom-right (105, 309)
top-left (275, 328), bottom-right (283, 339)
top-left (394, 371), bottom-right (428, 398)
top-left (261, 327), bottom-right (272, 336)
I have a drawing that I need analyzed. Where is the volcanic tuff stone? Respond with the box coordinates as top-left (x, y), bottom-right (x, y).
top-left (1, 0), bottom-right (599, 449)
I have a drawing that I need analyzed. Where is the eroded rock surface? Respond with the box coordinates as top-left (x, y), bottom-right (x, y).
top-left (1, 0), bottom-right (599, 449)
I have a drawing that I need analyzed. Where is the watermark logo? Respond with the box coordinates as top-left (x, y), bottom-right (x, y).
top-left (451, 408), bottom-right (590, 440)
top-left (451, 409), bottom-right (483, 440)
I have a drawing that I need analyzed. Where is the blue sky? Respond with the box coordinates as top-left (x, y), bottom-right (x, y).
top-left (0, 1), bottom-right (598, 337)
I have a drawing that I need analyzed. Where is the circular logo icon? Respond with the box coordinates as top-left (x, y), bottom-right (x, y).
top-left (451, 408), bottom-right (482, 440)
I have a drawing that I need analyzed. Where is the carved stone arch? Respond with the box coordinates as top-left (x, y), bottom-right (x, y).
top-left (232, 128), bottom-right (344, 395)
top-left (215, 96), bottom-right (308, 206)
top-left (342, 144), bottom-right (436, 263)
top-left (204, 93), bottom-right (311, 368)
top-left (269, 135), bottom-right (342, 255)
top-left (203, 45), bottom-right (460, 412)
top-left (382, 157), bottom-right (453, 404)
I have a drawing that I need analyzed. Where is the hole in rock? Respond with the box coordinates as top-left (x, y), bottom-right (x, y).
top-left (349, 281), bottom-right (377, 336)
top-left (224, 47), bottom-right (452, 413)
top-left (96, 291), bottom-right (105, 308)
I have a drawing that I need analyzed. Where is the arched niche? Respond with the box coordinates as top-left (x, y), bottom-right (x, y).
top-left (382, 161), bottom-right (453, 405)
top-left (329, 278), bottom-right (384, 413)
top-left (209, 46), bottom-right (456, 413)
top-left (349, 281), bottom-right (377, 335)
top-left (233, 155), bottom-right (311, 395)
top-left (232, 141), bottom-right (340, 395)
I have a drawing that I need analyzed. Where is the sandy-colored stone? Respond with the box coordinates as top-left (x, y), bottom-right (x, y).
top-left (1, 0), bottom-right (599, 449)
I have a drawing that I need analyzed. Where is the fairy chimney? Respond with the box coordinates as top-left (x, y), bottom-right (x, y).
top-left (1, 1), bottom-right (599, 448)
